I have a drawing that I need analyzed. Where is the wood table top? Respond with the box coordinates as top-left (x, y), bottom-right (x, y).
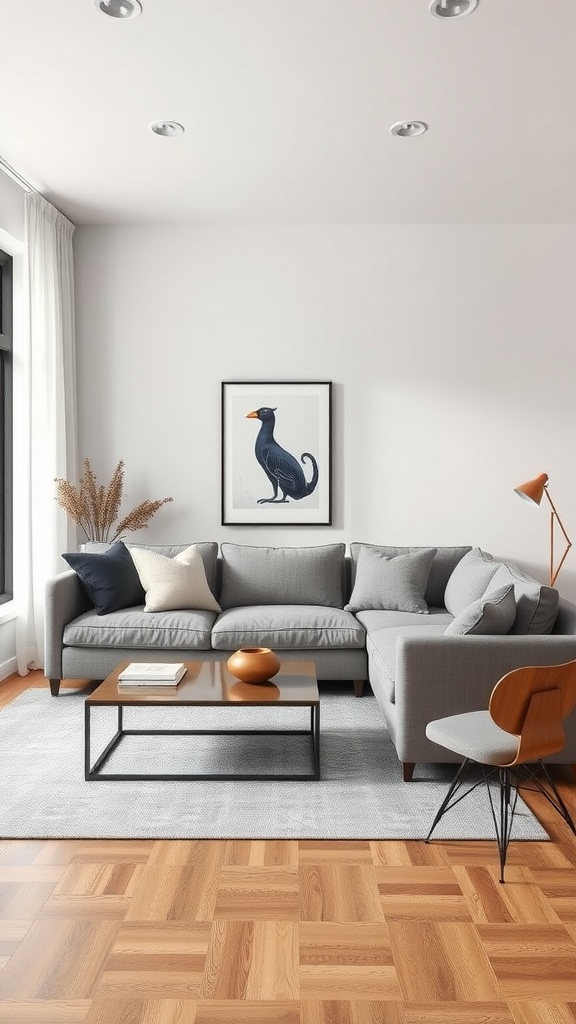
top-left (86, 658), bottom-right (320, 706)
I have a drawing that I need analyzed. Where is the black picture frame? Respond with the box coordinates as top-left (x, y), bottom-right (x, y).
top-left (221, 381), bottom-right (332, 525)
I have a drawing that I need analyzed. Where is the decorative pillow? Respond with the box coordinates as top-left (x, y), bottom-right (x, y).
top-left (63, 540), bottom-right (145, 615)
top-left (126, 541), bottom-right (219, 594)
top-left (345, 546), bottom-right (437, 614)
top-left (130, 544), bottom-right (221, 613)
top-left (350, 543), bottom-right (472, 607)
top-left (444, 584), bottom-right (516, 636)
top-left (444, 547), bottom-right (501, 616)
top-left (219, 543), bottom-right (345, 609)
top-left (483, 563), bottom-right (559, 635)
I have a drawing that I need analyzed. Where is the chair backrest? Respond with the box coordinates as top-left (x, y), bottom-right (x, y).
top-left (489, 660), bottom-right (576, 766)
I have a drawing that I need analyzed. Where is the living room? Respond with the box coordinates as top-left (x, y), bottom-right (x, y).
top-left (1, 1), bottom-right (576, 1021)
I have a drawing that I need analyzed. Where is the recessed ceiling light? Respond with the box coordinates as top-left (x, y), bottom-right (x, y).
top-left (390, 121), bottom-right (428, 138)
top-left (94, 0), bottom-right (142, 19)
top-left (429, 0), bottom-right (479, 18)
top-left (149, 121), bottom-right (185, 137)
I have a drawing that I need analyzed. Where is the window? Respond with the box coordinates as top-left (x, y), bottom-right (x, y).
top-left (0, 248), bottom-right (12, 604)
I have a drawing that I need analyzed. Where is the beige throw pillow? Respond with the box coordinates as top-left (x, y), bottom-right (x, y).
top-left (130, 544), bottom-right (221, 613)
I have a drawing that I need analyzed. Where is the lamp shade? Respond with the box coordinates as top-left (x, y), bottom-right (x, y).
top-left (514, 473), bottom-right (549, 506)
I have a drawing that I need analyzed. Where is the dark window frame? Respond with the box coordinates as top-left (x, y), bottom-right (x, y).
top-left (0, 248), bottom-right (13, 604)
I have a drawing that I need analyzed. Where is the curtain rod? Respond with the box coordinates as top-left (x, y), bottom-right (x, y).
top-left (0, 155), bottom-right (40, 195)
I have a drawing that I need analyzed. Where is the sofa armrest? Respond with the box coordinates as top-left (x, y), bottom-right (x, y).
top-left (44, 571), bottom-right (91, 679)
top-left (394, 634), bottom-right (576, 760)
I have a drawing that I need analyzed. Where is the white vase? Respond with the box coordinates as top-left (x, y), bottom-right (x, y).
top-left (79, 542), bottom-right (112, 553)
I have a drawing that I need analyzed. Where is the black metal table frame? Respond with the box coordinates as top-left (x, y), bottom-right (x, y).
top-left (84, 700), bottom-right (321, 781)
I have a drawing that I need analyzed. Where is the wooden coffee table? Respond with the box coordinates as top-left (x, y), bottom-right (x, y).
top-left (84, 659), bottom-right (320, 782)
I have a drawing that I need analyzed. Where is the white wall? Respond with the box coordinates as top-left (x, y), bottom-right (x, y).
top-left (0, 169), bottom-right (24, 678)
top-left (74, 224), bottom-right (576, 602)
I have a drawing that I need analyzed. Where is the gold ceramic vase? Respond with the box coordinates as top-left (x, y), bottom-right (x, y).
top-left (226, 647), bottom-right (281, 684)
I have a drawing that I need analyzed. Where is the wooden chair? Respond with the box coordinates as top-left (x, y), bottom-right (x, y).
top-left (425, 660), bottom-right (576, 882)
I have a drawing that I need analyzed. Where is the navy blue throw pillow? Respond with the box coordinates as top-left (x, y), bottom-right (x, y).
top-left (63, 540), bottom-right (145, 615)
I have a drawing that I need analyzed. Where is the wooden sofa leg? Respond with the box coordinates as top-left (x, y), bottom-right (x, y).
top-left (49, 679), bottom-right (61, 697)
top-left (402, 762), bottom-right (415, 782)
top-left (353, 679), bottom-right (365, 698)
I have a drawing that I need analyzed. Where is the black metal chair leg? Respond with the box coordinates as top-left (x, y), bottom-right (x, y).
top-left (483, 765), bottom-right (519, 884)
top-left (425, 758), bottom-right (471, 842)
top-left (497, 768), bottom-right (511, 884)
top-left (538, 761), bottom-right (576, 835)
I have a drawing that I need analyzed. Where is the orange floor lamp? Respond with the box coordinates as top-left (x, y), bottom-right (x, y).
top-left (514, 473), bottom-right (572, 586)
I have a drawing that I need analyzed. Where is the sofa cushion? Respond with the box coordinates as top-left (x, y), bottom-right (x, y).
top-left (444, 584), bottom-right (516, 636)
top-left (367, 624), bottom-right (448, 704)
top-left (345, 546), bottom-right (437, 614)
top-left (126, 541), bottom-right (219, 594)
top-left (355, 608), bottom-right (454, 632)
top-left (219, 543), bottom-right (345, 609)
top-left (62, 540), bottom-right (146, 615)
top-left (211, 604), bottom-right (365, 650)
top-left (483, 563), bottom-right (559, 635)
top-left (63, 607), bottom-right (217, 650)
top-left (444, 547), bottom-right (501, 616)
top-left (350, 543), bottom-right (471, 608)
top-left (130, 544), bottom-right (221, 613)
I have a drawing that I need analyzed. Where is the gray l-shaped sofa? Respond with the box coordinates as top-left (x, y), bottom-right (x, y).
top-left (44, 541), bottom-right (576, 779)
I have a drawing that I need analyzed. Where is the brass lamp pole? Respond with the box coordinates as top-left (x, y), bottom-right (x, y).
top-left (514, 473), bottom-right (572, 586)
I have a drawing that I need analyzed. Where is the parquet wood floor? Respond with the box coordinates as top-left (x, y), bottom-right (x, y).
top-left (1, 672), bottom-right (576, 1022)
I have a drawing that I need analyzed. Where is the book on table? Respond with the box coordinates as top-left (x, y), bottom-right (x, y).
top-left (117, 662), bottom-right (187, 685)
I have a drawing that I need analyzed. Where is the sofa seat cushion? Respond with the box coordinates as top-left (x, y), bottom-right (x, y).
top-left (483, 563), bottom-right (559, 635)
top-left (63, 607), bottom-right (217, 650)
top-left (367, 624), bottom-right (448, 704)
top-left (211, 605), bottom-right (366, 650)
top-left (219, 543), bottom-right (345, 609)
top-left (356, 608), bottom-right (454, 633)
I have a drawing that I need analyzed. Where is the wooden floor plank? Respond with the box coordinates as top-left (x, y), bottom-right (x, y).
top-left (404, 1005), bottom-right (515, 1024)
top-left (0, 919), bottom-right (121, 999)
top-left (479, 923), bottom-right (576, 1000)
top-left (0, 1000), bottom-right (91, 1022)
top-left (301, 1002), bottom-right (406, 1023)
top-left (299, 865), bottom-right (384, 922)
top-left (196, 1001), bottom-right (300, 1023)
top-left (510, 1001), bottom-right (576, 1024)
top-left (199, 920), bottom-right (299, 999)
top-left (85, 997), bottom-right (198, 1023)
top-left (214, 866), bottom-right (299, 919)
top-left (387, 921), bottom-right (502, 1002)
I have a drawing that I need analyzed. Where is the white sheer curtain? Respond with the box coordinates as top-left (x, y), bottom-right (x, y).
top-left (15, 193), bottom-right (77, 672)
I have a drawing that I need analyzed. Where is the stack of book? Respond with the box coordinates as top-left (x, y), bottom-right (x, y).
top-left (117, 662), bottom-right (187, 687)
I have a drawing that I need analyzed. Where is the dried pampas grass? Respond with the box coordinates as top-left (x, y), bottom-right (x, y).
top-left (55, 458), bottom-right (172, 543)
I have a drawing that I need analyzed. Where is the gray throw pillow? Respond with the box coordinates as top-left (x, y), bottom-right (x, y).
top-left (345, 546), bottom-right (437, 614)
top-left (350, 543), bottom-right (471, 607)
top-left (483, 562), bottom-right (559, 635)
top-left (444, 547), bottom-right (501, 616)
top-left (444, 583), bottom-right (516, 636)
top-left (219, 543), bottom-right (345, 609)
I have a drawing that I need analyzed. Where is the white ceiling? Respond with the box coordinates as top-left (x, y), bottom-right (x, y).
top-left (1, 0), bottom-right (576, 225)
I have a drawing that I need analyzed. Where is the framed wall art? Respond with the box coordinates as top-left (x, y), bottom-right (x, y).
top-left (221, 380), bottom-right (332, 525)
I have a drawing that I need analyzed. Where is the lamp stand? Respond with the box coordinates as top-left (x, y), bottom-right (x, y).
top-left (545, 488), bottom-right (572, 586)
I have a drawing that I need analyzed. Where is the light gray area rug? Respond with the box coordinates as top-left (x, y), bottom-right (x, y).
top-left (0, 685), bottom-right (548, 841)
